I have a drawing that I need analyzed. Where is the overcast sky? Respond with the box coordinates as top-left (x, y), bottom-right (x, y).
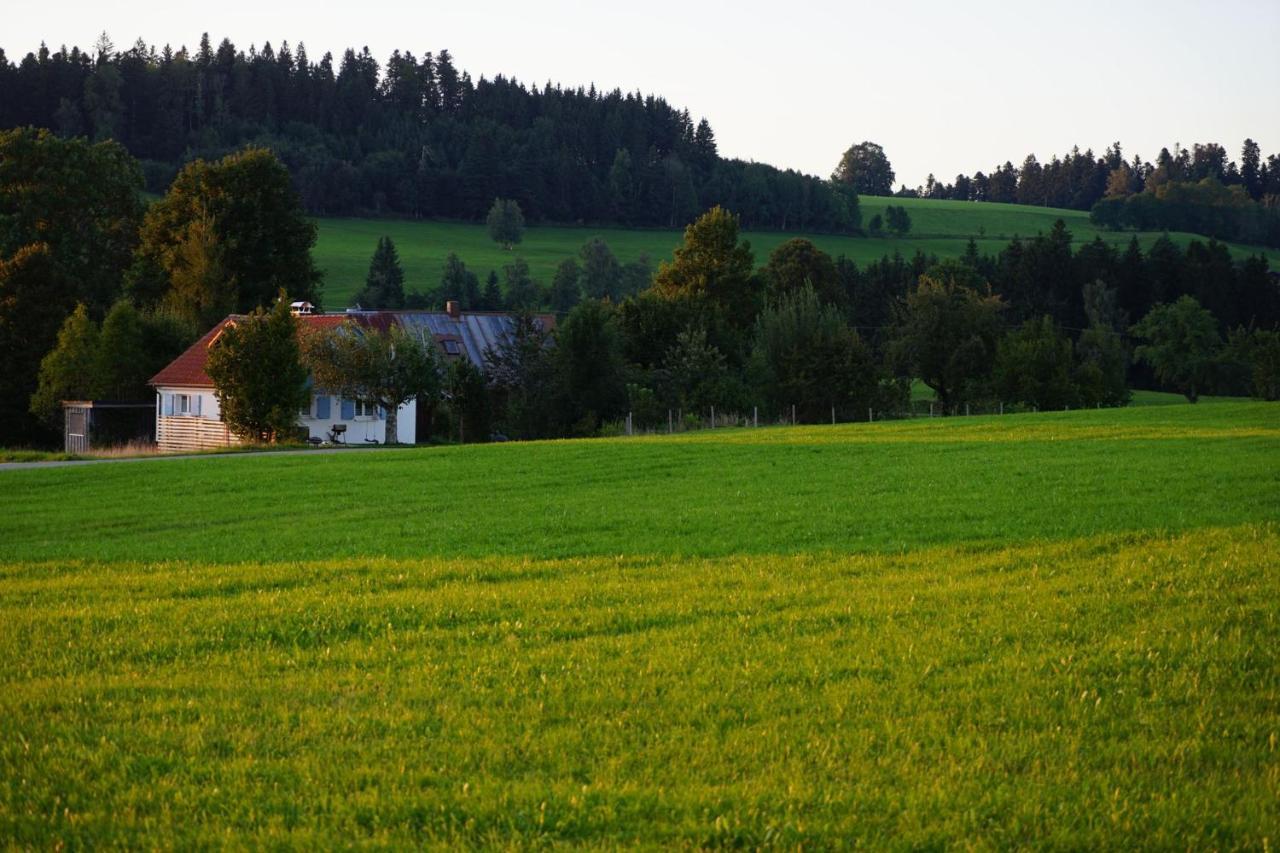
top-left (7, 0), bottom-right (1279, 188)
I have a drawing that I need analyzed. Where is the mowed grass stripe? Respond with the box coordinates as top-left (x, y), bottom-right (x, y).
top-left (2, 403), bottom-right (1277, 564)
top-left (1, 526), bottom-right (1276, 846)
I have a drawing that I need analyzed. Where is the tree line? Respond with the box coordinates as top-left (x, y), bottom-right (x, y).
top-left (839, 139), bottom-right (1280, 211)
top-left (0, 34), bottom-right (860, 232)
top-left (5, 129), bottom-right (1278, 451)
top-left (316, 207), bottom-right (1280, 444)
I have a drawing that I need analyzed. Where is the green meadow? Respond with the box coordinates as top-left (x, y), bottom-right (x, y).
top-left (313, 196), bottom-right (1280, 308)
top-left (2, 403), bottom-right (1278, 846)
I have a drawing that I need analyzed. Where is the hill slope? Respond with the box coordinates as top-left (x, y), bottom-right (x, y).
top-left (314, 197), bottom-right (1280, 308)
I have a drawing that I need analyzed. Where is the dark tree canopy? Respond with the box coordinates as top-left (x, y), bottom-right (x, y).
top-left (762, 238), bottom-right (841, 306)
top-left (833, 141), bottom-right (895, 197)
top-left (131, 147), bottom-right (321, 316)
top-left (0, 37), bottom-right (860, 232)
top-left (0, 128), bottom-right (144, 443)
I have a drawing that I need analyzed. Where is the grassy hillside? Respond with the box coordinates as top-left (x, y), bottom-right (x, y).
top-left (2, 403), bottom-right (1277, 846)
top-left (314, 197), bottom-right (1280, 308)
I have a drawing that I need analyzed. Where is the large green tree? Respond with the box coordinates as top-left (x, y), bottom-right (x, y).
top-left (993, 316), bottom-right (1080, 410)
top-left (303, 321), bottom-right (441, 444)
top-left (486, 198), bottom-right (525, 250)
top-left (888, 260), bottom-right (1005, 411)
top-left (549, 258), bottom-right (582, 316)
top-left (0, 128), bottom-right (143, 444)
top-left (131, 147), bottom-right (321, 318)
top-left (579, 238), bottom-right (622, 301)
top-left (762, 238), bottom-right (841, 305)
top-left (1131, 296), bottom-right (1221, 402)
top-left (652, 206), bottom-right (758, 327)
top-left (554, 299), bottom-right (627, 433)
top-left (28, 304), bottom-right (100, 428)
top-left (503, 258), bottom-right (543, 310)
top-left (832, 141), bottom-right (894, 196)
top-left (206, 298), bottom-right (310, 443)
top-left (751, 285), bottom-right (875, 422)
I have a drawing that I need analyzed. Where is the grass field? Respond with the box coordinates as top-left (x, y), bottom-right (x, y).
top-left (2, 403), bottom-right (1278, 845)
top-left (314, 196), bottom-right (1280, 308)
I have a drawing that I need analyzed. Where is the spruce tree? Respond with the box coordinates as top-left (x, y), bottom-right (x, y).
top-left (480, 271), bottom-right (502, 311)
top-left (550, 258), bottom-right (582, 316)
top-left (354, 236), bottom-right (406, 309)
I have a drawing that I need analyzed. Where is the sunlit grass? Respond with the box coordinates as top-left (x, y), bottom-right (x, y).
top-left (1, 526), bottom-right (1276, 846)
top-left (1, 402), bottom-right (1277, 845)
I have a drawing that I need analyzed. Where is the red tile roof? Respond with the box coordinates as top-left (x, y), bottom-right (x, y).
top-left (149, 314), bottom-right (375, 389)
top-left (149, 311), bottom-right (551, 389)
top-left (149, 317), bottom-right (238, 388)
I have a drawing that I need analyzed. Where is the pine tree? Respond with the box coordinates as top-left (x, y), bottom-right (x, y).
top-left (440, 253), bottom-right (479, 308)
top-left (549, 258), bottom-right (582, 316)
top-left (480, 270), bottom-right (502, 311)
top-left (503, 258), bottom-right (542, 310)
top-left (354, 236), bottom-right (405, 309)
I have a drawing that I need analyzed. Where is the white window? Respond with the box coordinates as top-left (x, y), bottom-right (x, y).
top-left (354, 400), bottom-right (376, 418)
top-left (175, 394), bottom-right (192, 415)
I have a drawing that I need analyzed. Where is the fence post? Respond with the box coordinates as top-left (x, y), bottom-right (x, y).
top-left (868, 407), bottom-right (873, 423)
top-left (999, 401), bottom-right (1003, 416)
top-left (753, 406), bottom-right (758, 428)
top-left (929, 402), bottom-right (934, 418)
top-left (629, 412), bottom-right (634, 436)
top-left (792, 404), bottom-right (796, 426)
top-left (668, 409), bottom-right (673, 434)
top-left (832, 406), bottom-right (836, 425)
top-left (710, 405), bottom-right (715, 428)
top-left (965, 402), bottom-right (970, 417)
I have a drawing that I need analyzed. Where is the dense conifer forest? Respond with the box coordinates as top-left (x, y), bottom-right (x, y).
top-left (0, 35), bottom-right (860, 231)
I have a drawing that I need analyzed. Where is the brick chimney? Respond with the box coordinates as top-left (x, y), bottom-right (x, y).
top-left (445, 300), bottom-right (461, 320)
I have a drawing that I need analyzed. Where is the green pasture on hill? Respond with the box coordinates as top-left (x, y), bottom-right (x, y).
top-left (2, 402), bottom-right (1278, 846)
top-left (313, 196), bottom-right (1280, 308)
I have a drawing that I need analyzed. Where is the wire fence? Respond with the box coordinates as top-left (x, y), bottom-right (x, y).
top-left (606, 399), bottom-right (1129, 437)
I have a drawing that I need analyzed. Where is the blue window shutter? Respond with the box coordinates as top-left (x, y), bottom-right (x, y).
top-left (316, 395), bottom-right (331, 419)
top-left (377, 404), bottom-right (386, 420)
top-left (163, 394), bottom-right (174, 416)
top-left (194, 395), bottom-right (202, 417)
top-left (341, 398), bottom-right (355, 420)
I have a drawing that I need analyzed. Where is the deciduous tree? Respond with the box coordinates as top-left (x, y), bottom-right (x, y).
top-left (206, 297), bottom-right (310, 442)
top-left (486, 197), bottom-right (525, 249)
top-left (133, 147), bottom-right (321, 317)
top-left (1131, 296), bottom-right (1221, 402)
top-left (303, 321), bottom-right (441, 444)
top-left (833, 141), bottom-right (894, 196)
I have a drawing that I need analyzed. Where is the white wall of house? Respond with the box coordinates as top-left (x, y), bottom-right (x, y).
top-left (155, 387), bottom-right (237, 452)
top-left (154, 388), bottom-right (416, 451)
top-left (299, 394), bottom-right (416, 445)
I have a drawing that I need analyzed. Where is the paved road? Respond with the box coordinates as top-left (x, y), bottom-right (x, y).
top-left (0, 446), bottom-right (411, 471)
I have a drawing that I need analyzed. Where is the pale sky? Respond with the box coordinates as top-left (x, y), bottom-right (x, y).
top-left (7, 0), bottom-right (1280, 188)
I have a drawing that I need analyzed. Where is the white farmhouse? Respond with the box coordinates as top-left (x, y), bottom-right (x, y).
top-left (149, 302), bottom-right (554, 453)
